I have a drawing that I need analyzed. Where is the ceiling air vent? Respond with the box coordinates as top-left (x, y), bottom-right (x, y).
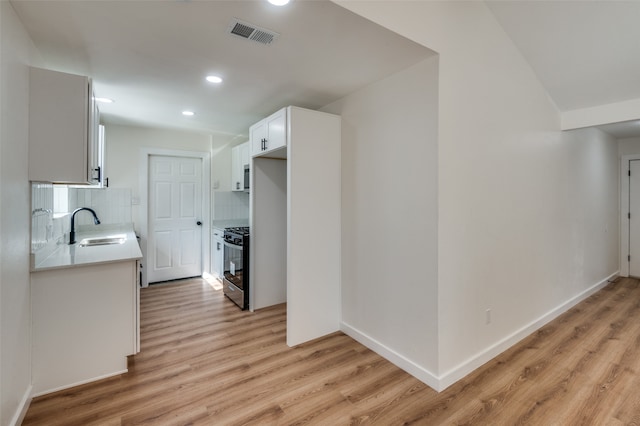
top-left (227, 18), bottom-right (280, 45)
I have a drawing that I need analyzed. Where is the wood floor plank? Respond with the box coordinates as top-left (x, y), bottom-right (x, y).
top-left (23, 276), bottom-right (640, 425)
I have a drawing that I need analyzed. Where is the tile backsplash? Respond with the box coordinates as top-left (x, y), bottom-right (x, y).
top-left (31, 183), bottom-right (132, 253)
top-left (67, 187), bottom-right (132, 227)
top-left (31, 182), bottom-right (54, 252)
top-left (214, 191), bottom-right (249, 220)
top-left (31, 185), bottom-right (247, 253)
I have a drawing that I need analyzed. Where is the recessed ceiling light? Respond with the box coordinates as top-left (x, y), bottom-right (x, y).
top-left (95, 97), bottom-right (114, 103)
top-left (206, 75), bottom-right (223, 84)
top-left (268, 0), bottom-right (290, 5)
top-left (182, 110), bottom-right (195, 116)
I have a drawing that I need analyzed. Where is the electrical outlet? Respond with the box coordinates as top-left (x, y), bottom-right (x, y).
top-left (486, 309), bottom-right (491, 325)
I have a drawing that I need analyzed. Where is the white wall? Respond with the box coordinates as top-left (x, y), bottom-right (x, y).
top-left (106, 123), bottom-right (249, 224)
top-left (251, 158), bottom-right (287, 310)
top-left (335, 1), bottom-right (619, 390)
top-left (1, 2), bottom-right (35, 424)
top-left (618, 136), bottom-right (640, 276)
top-left (322, 57), bottom-right (440, 380)
top-left (104, 123), bottom-right (213, 229)
top-left (619, 136), bottom-right (640, 157)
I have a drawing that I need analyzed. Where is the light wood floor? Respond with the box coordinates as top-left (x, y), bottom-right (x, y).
top-left (23, 276), bottom-right (640, 425)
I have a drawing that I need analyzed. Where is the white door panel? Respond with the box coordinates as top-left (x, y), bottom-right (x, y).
top-left (179, 229), bottom-right (198, 266)
top-left (148, 155), bottom-right (202, 283)
top-left (154, 231), bottom-right (173, 269)
top-left (180, 182), bottom-right (196, 217)
top-left (155, 182), bottom-right (172, 218)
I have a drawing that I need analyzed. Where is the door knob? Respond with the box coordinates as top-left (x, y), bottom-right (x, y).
top-left (196, 221), bottom-right (202, 226)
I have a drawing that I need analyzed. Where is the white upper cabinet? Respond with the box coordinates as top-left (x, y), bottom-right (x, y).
top-left (250, 107), bottom-right (287, 158)
top-left (28, 67), bottom-right (103, 185)
top-left (97, 124), bottom-right (107, 187)
top-left (231, 141), bottom-right (249, 191)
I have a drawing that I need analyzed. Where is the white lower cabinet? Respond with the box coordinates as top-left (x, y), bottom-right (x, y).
top-left (31, 260), bottom-right (138, 396)
top-left (212, 228), bottom-right (224, 279)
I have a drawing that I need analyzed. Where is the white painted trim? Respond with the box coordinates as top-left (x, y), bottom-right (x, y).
top-left (340, 322), bottom-right (440, 391)
top-left (343, 272), bottom-right (616, 392)
top-left (561, 98), bottom-right (640, 131)
top-left (438, 271), bottom-right (617, 391)
top-left (31, 370), bottom-right (128, 398)
top-left (8, 385), bottom-right (32, 426)
top-left (138, 148), bottom-right (211, 287)
top-left (620, 155), bottom-right (640, 277)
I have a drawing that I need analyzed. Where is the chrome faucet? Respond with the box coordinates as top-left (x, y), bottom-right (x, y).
top-left (69, 207), bottom-right (101, 244)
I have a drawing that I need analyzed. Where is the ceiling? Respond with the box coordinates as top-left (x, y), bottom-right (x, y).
top-left (10, 0), bottom-right (640, 140)
top-left (485, 0), bottom-right (640, 139)
top-left (10, 0), bottom-right (434, 139)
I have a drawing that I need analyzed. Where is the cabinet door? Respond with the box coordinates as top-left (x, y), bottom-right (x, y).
top-left (265, 108), bottom-right (286, 152)
top-left (98, 124), bottom-right (107, 187)
top-left (212, 230), bottom-right (224, 279)
top-left (29, 67), bottom-right (92, 183)
top-left (240, 142), bottom-right (250, 167)
top-left (250, 119), bottom-right (267, 157)
top-left (250, 108), bottom-right (287, 158)
top-left (87, 97), bottom-right (103, 186)
top-left (231, 145), bottom-right (243, 191)
top-left (31, 261), bottom-right (137, 394)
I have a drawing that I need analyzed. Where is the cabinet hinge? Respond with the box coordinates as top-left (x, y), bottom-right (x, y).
top-left (629, 170), bottom-right (632, 177)
top-left (629, 255), bottom-right (631, 262)
top-left (629, 212), bottom-right (632, 219)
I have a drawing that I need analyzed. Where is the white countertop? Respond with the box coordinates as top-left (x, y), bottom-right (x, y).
top-left (31, 225), bottom-right (142, 272)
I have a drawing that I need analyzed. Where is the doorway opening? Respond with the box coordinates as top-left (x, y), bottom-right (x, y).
top-left (139, 148), bottom-right (211, 287)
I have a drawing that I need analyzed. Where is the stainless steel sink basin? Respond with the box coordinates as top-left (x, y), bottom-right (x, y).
top-left (78, 235), bottom-right (126, 247)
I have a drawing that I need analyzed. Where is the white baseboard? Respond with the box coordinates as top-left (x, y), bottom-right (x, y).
top-left (341, 271), bottom-right (618, 392)
top-left (32, 369), bottom-right (128, 398)
top-left (9, 384), bottom-right (32, 426)
top-left (340, 321), bottom-right (440, 391)
top-left (438, 271), bottom-right (617, 390)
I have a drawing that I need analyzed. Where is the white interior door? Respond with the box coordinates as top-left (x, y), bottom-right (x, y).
top-left (629, 160), bottom-right (640, 276)
top-left (148, 155), bottom-right (202, 283)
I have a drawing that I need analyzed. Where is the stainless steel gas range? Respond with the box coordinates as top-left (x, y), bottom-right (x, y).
top-left (222, 226), bottom-right (249, 310)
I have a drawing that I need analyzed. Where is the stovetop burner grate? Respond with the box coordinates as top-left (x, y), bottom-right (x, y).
top-left (225, 226), bottom-right (250, 235)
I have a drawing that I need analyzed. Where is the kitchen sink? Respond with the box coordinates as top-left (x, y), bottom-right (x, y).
top-left (78, 235), bottom-right (126, 247)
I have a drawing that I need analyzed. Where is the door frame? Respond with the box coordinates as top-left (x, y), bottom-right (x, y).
top-left (620, 154), bottom-right (640, 277)
top-left (139, 148), bottom-right (211, 287)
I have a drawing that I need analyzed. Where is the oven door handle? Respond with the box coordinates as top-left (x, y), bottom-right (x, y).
top-left (223, 241), bottom-right (243, 250)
